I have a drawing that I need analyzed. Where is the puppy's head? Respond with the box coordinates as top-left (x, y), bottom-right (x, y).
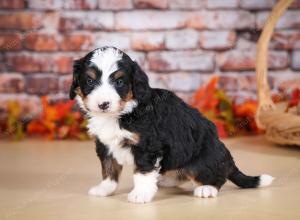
top-left (70, 47), bottom-right (150, 116)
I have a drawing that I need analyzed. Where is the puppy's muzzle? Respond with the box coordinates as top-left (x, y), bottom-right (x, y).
top-left (98, 102), bottom-right (110, 111)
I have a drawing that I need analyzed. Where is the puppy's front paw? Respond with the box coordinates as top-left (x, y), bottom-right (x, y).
top-left (88, 179), bottom-right (117, 197)
top-left (127, 187), bottom-right (156, 204)
top-left (88, 185), bottom-right (110, 197)
top-left (194, 185), bottom-right (218, 198)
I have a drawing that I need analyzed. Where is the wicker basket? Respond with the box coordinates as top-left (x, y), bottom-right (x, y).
top-left (255, 0), bottom-right (300, 145)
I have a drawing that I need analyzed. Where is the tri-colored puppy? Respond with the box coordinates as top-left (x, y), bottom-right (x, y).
top-left (69, 46), bottom-right (274, 203)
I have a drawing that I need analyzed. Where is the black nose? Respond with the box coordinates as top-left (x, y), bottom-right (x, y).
top-left (98, 102), bottom-right (110, 110)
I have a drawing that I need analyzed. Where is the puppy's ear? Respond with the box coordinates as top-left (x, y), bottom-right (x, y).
top-left (132, 61), bottom-right (151, 102)
top-left (69, 59), bottom-right (81, 100)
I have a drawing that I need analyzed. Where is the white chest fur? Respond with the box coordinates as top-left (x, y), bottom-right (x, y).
top-left (87, 115), bottom-right (134, 165)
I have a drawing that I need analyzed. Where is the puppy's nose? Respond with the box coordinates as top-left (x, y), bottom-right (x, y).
top-left (98, 102), bottom-right (110, 110)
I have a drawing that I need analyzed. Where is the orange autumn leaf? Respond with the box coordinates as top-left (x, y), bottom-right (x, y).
top-left (213, 119), bottom-right (228, 138)
top-left (27, 96), bottom-right (88, 140)
top-left (288, 88), bottom-right (300, 108)
top-left (191, 76), bottom-right (219, 112)
top-left (234, 100), bottom-right (257, 118)
top-left (56, 100), bottom-right (75, 119)
top-left (233, 100), bottom-right (260, 134)
top-left (27, 121), bottom-right (48, 134)
top-left (41, 97), bottom-right (58, 121)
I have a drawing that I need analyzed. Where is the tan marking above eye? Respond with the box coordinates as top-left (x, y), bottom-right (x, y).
top-left (86, 69), bottom-right (97, 80)
top-left (113, 70), bottom-right (125, 79)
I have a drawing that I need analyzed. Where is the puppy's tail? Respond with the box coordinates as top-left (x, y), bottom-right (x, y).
top-left (228, 164), bottom-right (274, 188)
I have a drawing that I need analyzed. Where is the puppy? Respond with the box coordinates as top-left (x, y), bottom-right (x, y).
top-left (69, 46), bottom-right (274, 203)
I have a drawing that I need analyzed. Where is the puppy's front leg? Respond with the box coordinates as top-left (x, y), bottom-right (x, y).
top-left (88, 140), bottom-right (122, 197)
top-left (128, 156), bottom-right (161, 204)
top-left (128, 170), bottom-right (159, 203)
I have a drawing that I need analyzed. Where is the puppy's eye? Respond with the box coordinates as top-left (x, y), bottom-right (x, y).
top-left (115, 78), bottom-right (124, 88)
top-left (87, 78), bottom-right (93, 85)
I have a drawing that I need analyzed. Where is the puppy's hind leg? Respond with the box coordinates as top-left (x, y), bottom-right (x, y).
top-left (185, 167), bottom-right (226, 198)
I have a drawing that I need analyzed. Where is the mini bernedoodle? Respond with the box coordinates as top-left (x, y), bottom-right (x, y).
top-left (69, 46), bottom-right (274, 203)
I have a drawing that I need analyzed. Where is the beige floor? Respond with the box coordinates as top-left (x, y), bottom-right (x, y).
top-left (0, 136), bottom-right (300, 220)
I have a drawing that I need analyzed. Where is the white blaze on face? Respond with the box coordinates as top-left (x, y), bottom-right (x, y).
top-left (86, 48), bottom-right (123, 114)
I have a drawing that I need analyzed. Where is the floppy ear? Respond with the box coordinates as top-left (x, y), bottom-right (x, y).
top-left (132, 61), bottom-right (151, 102)
top-left (69, 59), bottom-right (81, 100)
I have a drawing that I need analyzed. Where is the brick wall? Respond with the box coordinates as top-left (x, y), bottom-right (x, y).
top-left (0, 0), bottom-right (300, 117)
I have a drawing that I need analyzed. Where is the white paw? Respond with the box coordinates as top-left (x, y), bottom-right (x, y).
top-left (194, 185), bottom-right (218, 198)
top-left (88, 178), bottom-right (117, 197)
top-left (128, 171), bottom-right (159, 203)
top-left (127, 187), bottom-right (156, 204)
top-left (88, 185), bottom-right (110, 197)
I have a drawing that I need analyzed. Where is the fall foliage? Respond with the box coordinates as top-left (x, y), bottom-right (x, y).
top-left (190, 76), bottom-right (260, 137)
top-left (27, 97), bottom-right (89, 140)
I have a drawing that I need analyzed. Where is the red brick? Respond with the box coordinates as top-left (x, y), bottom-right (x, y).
top-left (24, 33), bottom-right (58, 51)
top-left (256, 11), bottom-right (300, 29)
top-left (292, 51), bottom-right (300, 70)
top-left (125, 51), bottom-right (146, 67)
top-left (148, 51), bottom-right (215, 72)
top-left (270, 31), bottom-right (300, 49)
top-left (59, 75), bottom-right (72, 93)
top-left (55, 55), bottom-right (76, 74)
top-left (236, 36), bottom-right (256, 50)
top-left (5, 53), bottom-right (74, 74)
top-left (219, 74), bottom-right (238, 91)
top-left (41, 12), bottom-right (60, 31)
top-left (60, 33), bottom-right (93, 51)
top-left (0, 12), bottom-right (44, 30)
top-left (59, 12), bottom-right (114, 31)
top-left (27, 0), bottom-right (62, 9)
top-left (268, 52), bottom-right (289, 70)
top-left (26, 74), bottom-right (59, 95)
top-left (99, 0), bottom-right (132, 10)
top-left (0, 73), bottom-right (25, 93)
top-left (63, 0), bottom-right (98, 9)
top-left (147, 72), bottom-right (203, 92)
top-left (47, 93), bottom-right (69, 103)
top-left (115, 11), bottom-right (186, 30)
top-left (131, 32), bottom-right (164, 51)
top-left (0, 33), bottom-right (22, 51)
top-left (28, 0), bottom-right (98, 9)
top-left (206, 0), bottom-right (238, 9)
top-left (169, 0), bottom-right (205, 9)
top-left (186, 10), bottom-right (255, 30)
top-left (199, 31), bottom-right (236, 50)
top-left (94, 32), bottom-right (130, 50)
top-left (0, 94), bottom-right (41, 118)
top-left (0, 54), bottom-right (5, 71)
top-left (240, 0), bottom-right (276, 9)
top-left (271, 71), bottom-right (300, 92)
top-left (175, 92), bottom-right (194, 103)
top-left (217, 50), bottom-right (288, 71)
top-left (290, 0), bottom-right (300, 9)
top-left (165, 30), bottom-right (199, 50)
top-left (238, 73), bottom-right (257, 92)
top-left (133, 0), bottom-right (167, 9)
top-left (226, 91), bottom-right (257, 104)
top-left (0, 0), bottom-right (25, 9)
